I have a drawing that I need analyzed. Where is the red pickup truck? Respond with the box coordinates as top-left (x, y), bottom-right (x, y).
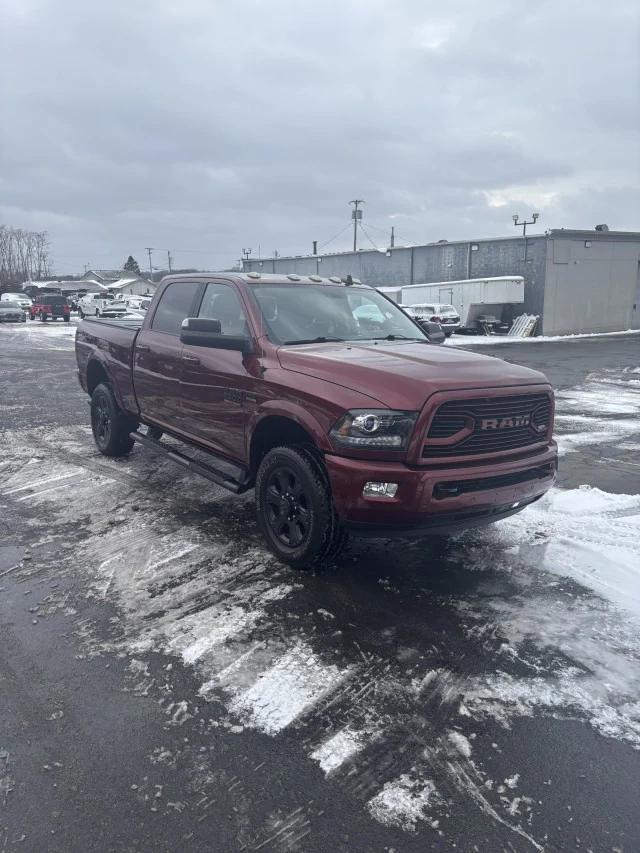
top-left (75, 273), bottom-right (557, 567)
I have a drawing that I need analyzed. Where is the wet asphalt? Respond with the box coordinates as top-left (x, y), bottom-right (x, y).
top-left (1, 327), bottom-right (639, 852)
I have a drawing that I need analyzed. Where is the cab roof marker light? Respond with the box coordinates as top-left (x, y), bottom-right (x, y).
top-left (246, 271), bottom-right (261, 279)
top-left (328, 276), bottom-right (342, 283)
top-left (287, 274), bottom-right (301, 281)
top-left (308, 275), bottom-right (323, 282)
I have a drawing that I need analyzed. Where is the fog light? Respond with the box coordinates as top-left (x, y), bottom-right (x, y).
top-left (363, 481), bottom-right (399, 498)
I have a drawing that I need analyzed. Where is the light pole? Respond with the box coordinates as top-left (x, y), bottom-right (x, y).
top-left (512, 213), bottom-right (539, 262)
top-left (349, 200), bottom-right (364, 251)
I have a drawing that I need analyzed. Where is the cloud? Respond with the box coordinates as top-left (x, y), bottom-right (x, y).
top-left (0, 0), bottom-right (638, 272)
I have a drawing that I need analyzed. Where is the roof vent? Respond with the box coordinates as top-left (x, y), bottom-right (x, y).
top-left (594, 223), bottom-right (609, 232)
top-left (287, 274), bottom-right (301, 281)
top-left (308, 275), bottom-right (323, 282)
top-left (246, 271), bottom-right (261, 279)
top-left (328, 276), bottom-right (342, 283)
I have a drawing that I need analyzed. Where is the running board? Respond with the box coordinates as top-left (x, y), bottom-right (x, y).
top-left (129, 430), bottom-right (251, 494)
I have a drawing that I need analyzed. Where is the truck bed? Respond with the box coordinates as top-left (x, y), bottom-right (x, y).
top-left (75, 316), bottom-right (143, 416)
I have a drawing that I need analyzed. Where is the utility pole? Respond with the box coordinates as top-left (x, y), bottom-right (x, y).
top-left (242, 248), bottom-right (252, 261)
top-left (167, 250), bottom-right (173, 274)
top-left (145, 247), bottom-right (154, 280)
top-left (512, 213), bottom-right (539, 262)
top-left (390, 226), bottom-right (395, 248)
top-left (312, 240), bottom-right (318, 255)
top-left (349, 200), bottom-right (364, 252)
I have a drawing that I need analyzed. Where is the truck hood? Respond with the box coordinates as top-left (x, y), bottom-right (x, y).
top-left (277, 341), bottom-right (549, 410)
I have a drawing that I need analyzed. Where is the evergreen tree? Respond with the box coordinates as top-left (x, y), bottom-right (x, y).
top-left (123, 255), bottom-right (141, 275)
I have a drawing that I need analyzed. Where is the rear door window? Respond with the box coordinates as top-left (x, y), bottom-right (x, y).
top-left (151, 282), bottom-right (201, 335)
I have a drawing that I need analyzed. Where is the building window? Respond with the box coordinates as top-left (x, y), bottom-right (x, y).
top-left (584, 240), bottom-right (592, 248)
top-left (470, 243), bottom-right (479, 251)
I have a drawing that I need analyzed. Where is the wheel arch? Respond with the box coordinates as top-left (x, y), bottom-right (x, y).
top-left (249, 410), bottom-right (328, 476)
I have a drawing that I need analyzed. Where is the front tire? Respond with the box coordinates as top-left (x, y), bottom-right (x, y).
top-left (63, 315), bottom-right (70, 322)
top-left (90, 382), bottom-right (137, 457)
top-left (256, 446), bottom-right (346, 569)
top-left (79, 309), bottom-right (85, 319)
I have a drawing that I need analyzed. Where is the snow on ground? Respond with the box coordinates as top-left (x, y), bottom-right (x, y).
top-left (0, 318), bottom-right (78, 351)
top-left (448, 328), bottom-right (640, 346)
top-left (2, 356), bottom-right (639, 843)
top-left (552, 367), bottom-right (640, 455)
top-left (367, 774), bottom-right (442, 832)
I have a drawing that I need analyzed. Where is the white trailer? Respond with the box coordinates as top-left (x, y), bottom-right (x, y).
top-left (400, 276), bottom-right (524, 331)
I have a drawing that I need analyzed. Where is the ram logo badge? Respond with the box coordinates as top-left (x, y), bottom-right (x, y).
top-left (480, 415), bottom-right (531, 430)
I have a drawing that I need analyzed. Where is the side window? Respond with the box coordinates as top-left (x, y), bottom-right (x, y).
top-left (198, 283), bottom-right (248, 336)
top-left (151, 282), bottom-right (201, 335)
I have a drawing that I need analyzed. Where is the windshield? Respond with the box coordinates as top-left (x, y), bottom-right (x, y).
top-left (250, 284), bottom-right (427, 344)
top-left (438, 304), bottom-right (456, 313)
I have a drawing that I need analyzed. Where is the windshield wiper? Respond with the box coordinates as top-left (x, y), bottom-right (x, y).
top-left (283, 336), bottom-right (345, 345)
top-left (367, 334), bottom-right (422, 341)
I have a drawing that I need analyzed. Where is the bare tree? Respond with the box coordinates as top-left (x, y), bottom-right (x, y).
top-left (0, 225), bottom-right (52, 290)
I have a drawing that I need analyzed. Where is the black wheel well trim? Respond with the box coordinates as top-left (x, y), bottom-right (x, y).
top-left (86, 358), bottom-right (111, 396)
top-left (249, 415), bottom-right (320, 475)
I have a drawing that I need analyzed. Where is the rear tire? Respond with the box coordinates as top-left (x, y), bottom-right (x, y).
top-left (40, 312), bottom-right (47, 322)
top-left (63, 315), bottom-right (70, 322)
top-left (256, 446), bottom-right (346, 569)
top-left (79, 309), bottom-right (85, 319)
top-left (90, 382), bottom-right (137, 457)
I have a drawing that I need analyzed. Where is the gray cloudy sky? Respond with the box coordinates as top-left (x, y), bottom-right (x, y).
top-left (1, 0), bottom-right (638, 274)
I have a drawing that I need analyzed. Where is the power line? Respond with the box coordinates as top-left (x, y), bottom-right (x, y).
top-left (364, 221), bottom-right (420, 246)
top-left (318, 221), bottom-right (352, 251)
top-left (359, 224), bottom-right (380, 251)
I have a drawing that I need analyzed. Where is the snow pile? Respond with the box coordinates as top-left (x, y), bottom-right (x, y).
top-left (501, 485), bottom-right (640, 616)
top-left (367, 774), bottom-right (442, 832)
top-left (311, 727), bottom-right (369, 775)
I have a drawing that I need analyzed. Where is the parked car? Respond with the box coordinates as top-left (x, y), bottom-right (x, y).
top-left (404, 304), bottom-right (461, 337)
top-left (0, 300), bottom-right (27, 322)
top-left (78, 292), bottom-right (128, 319)
top-left (76, 273), bottom-right (557, 568)
top-left (29, 294), bottom-right (71, 322)
top-left (122, 295), bottom-right (153, 311)
top-left (1, 292), bottom-right (32, 312)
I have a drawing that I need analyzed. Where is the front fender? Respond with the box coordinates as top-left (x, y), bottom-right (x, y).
top-left (248, 400), bottom-right (333, 453)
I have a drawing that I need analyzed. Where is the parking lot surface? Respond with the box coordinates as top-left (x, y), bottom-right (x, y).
top-left (1, 323), bottom-right (639, 852)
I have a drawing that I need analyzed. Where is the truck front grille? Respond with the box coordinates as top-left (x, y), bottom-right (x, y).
top-left (423, 393), bottom-right (551, 459)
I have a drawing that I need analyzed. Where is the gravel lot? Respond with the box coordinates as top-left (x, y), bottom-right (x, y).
top-left (1, 322), bottom-right (639, 852)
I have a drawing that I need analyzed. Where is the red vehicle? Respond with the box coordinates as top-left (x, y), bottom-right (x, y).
top-left (30, 294), bottom-right (71, 322)
top-left (75, 273), bottom-right (557, 567)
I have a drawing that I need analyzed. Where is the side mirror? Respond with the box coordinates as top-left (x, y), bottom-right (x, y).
top-left (180, 317), bottom-right (253, 353)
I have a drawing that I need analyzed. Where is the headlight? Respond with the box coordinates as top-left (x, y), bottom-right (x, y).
top-left (330, 409), bottom-right (417, 449)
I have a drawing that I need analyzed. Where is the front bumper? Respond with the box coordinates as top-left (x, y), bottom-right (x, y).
top-left (325, 443), bottom-right (557, 535)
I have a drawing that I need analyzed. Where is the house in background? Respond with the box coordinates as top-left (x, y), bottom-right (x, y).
top-left (81, 269), bottom-right (130, 286)
top-left (81, 269), bottom-right (157, 298)
top-left (105, 277), bottom-right (157, 297)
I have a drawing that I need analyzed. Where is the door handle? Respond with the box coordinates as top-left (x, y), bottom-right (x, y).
top-left (182, 354), bottom-right (200, 364)
top-left (136, 344), bottom-right (150, 352)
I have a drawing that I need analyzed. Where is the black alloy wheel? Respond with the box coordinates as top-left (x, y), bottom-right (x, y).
top-left (90, 383), bottom-right (137, 457)
top-left (255, 446), bottom-right (347, 569)
top-left (265, 466), bottom-right (311, 549)
top-left (92, 392), bottom-right (112, 447)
